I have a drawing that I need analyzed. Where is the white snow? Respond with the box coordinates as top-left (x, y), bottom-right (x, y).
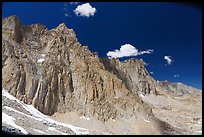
top-left (37, 58), bottom-right (45, 63)
top-left (32, 128), bottom-right (46, 134)
top-left (22, 105), bottom-right (48, 120)
top-left (2, 89), bottom-right (21, 103)
top-left (3, 88), bottom-right (90, 135)
top-left (80, 116), bottom-right (90, 120)
top-left (197, 130), bottom-right (202, 133)
top-left (197, 121), bottom-right (202, 124)
top-left (4, 106), bottom-right (42, 121)
top-left (2, 112), bottom-right (28, 134)
top-left (41, 54), bottom-right (46, 57)
top-left (143, 118), bottom-right (150, 123)
top-left (86, 117), bottom-right (90, 120)
top-left (140, 93), bottom-right (145, 98)
top-left (22, 104), bottom-right (90, 134)
top-left (48, 127), bottom-right (67, 135)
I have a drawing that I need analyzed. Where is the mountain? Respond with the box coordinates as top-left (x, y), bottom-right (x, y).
top-left (157, 80), bottom-right (201, 95)
top-left (2, 15), bottom-right (202, 135)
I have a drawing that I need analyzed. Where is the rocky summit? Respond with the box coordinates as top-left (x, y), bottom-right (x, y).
top-left (2, 15), bottom-right (202, 135)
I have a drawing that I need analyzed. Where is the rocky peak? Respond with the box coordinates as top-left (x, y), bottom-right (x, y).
top-left (28, 24), bottom-right (48, 35)
top-left (2, 15), bottom-right (21, 27)
top-left (56, 23), bottom-right (67, 30)
top-left (2, 15), bottom-right (24, 43)
top-left (101, 57), bottom-right (158, 96)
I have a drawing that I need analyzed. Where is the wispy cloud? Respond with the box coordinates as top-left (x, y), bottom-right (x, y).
top-left (64, 13), bottom-right (70, 17)
top-left (150, 72), bottom-right (154, 74)
top-left (107, 44), bottom-right (153, 58)
top-left (70, 2), bottom-right (80, 5)
top-left (74, 3), bottom-right (96, 17)
top-left (164, 56), bottom-right (173, 65)
top-left (63, 7), bottom-right (68, 11)
top-left (173, 74), bottom-right (179, 78)
top-left (63, 2), bottom-right (71, 17)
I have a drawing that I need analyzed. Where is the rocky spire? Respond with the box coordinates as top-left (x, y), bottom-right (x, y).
top-left (2, 15), bottom-right (24, 43)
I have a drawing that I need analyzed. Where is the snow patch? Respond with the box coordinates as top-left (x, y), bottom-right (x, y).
top-left (21, 104), bottom-right (90, 134)
top-left (140, 93), bottom-right (145, 98)
top-left (32, 128), bottom-right (46, 134)
top-left (4, 106), bottom-right (42, 121)
top-left (80, 116), bottom-right (90, 120)
top-left (197, 121), bottom-right (202, 124)
top-left (143, 118), bottom-right (150, 123)
top-left (2, 89), bottom-right (21, 103)
top-left (197, 130), bottom-right (202, 133)
top-left (41, 54), bottom-right (46, 57)
top-left (2, 88), bottom-right (90, 135)
top-left (2, 112), bottom-right (28, 134)
top-left (48, 127), bottom-right (67, 135)
top-left (3, 89), bottom-right (90, 134)
top-left (37, 58), bottom-right (45, 63)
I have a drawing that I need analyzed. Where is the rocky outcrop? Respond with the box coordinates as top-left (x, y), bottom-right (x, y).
top-left (100, 58), bottom-right (158, 96)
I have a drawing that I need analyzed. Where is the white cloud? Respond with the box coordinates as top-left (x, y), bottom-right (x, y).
top-left (74, 3), bottom-right (96, 17)
top-left (164, 56), bottom-right (173, 65)
top-left (63, 7), bottom-right (68, 11)
top-left (70, 2), bottom-right (79, 5)
top-left (138, 49), bottom-right (154, 55)
top-left (107, 44), bottom-right (154, 58)
top-left (65, 13), bottom-right (70, 17)
top-left (150, 72), bottom-right (154, 74)
top-left (173, 74), bottom-right (179, 78)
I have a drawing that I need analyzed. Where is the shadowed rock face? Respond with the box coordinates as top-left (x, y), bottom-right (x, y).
top-left (4, 15), bottom-right (200, 134)
top-left (100, 58), bottom-right (158, 96)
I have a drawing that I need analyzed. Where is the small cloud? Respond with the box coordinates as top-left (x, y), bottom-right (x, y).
top-left (74, 3), bottom-right (96, 17)
top-left (150, 72), bottom-right (154, 74)
top-left (70, 2), bottom-right (79, 5)
top-left (63, 7), bottom-right (68, 11)
top-left (164, 56), bottom-right (173, 65)
top-left (138, 49), bottom-right (154, 55)
top-left (107, 44), bottom-right (153, 58)
top-left (173, 74), bottom-right (179, 78)
top-left (64, 13), bottom-right (70, 17)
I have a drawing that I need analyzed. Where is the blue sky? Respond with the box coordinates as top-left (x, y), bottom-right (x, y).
top-left (2, 2), bottom-right (202, 89)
